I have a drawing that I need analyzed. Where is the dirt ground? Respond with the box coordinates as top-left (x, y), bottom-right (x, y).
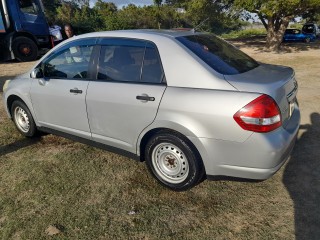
top-left (0, 41), bottom-right (319, 239)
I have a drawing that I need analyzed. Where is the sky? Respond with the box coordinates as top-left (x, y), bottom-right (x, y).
top-left (89, 0), bottom-right (154, 8)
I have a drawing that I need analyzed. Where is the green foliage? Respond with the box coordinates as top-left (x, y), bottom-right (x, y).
top-left (221, 28), bottom-right (266, 39)
top-left (153, 0), bottom-right (163, 7)
top-left (289, 23), bottom-right (304, 29)
top-left (42, 0), bottom-right (245, 35)
top-left (42, 0), bottom-right (62, 23)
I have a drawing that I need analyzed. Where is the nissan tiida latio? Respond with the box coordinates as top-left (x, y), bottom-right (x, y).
top-left (3, 29), bottom-right (300, 191)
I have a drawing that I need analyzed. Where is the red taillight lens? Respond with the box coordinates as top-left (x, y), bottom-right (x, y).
top-left (233, 94), bottom-right (282, 133)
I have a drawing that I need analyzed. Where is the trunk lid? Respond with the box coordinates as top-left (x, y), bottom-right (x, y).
top-left (224, 63), bottom-right (298, 128)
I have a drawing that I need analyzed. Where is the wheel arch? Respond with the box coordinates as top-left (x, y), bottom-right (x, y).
top-left (138, 127), bottom-right (205, 171)
top-left (13, 32), bottom-right (39, 46)
top-left (6, 95), bottom-right (25, 118)
top-left (6, 94), bottom-right (36, 124)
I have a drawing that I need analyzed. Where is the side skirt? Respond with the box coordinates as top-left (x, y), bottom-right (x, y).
top-left (37, 126), bottom-right (141, 161)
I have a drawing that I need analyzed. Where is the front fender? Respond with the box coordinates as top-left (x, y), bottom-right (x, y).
top-left (3, 76), bottom-right (38, 125)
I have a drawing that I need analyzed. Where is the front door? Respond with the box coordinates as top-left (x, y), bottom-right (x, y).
top-left (30, 39), bottom-right (96, 138)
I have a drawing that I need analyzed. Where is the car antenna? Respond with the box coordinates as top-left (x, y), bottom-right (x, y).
top-left (192, 18), bottom-right (209, 33)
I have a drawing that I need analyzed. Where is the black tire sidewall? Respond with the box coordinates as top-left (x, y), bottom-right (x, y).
top-left (145, 132), bottom-right (204, 191)
top-left (11, 100), bottom-right (37, 137)
top-left (12, 37), bottom-right (38, 62)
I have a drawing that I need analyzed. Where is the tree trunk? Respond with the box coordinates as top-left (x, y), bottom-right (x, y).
top-left (265, 16), bottom-right (291, 52)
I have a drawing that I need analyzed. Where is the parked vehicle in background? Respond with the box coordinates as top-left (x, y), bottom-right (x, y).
top-left (302, 23), bottom-right (319, 38)
top-left (2, 30), bottom-right (300, 191)
top-left (283, 28), bottom-right (316, 43)
top-left (0, 0), bottom-right (52, 62)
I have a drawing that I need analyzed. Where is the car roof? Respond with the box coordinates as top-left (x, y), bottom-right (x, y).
top-left (76, 29), bottom-right (200, 40)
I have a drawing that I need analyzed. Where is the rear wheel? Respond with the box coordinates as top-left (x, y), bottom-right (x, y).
top-left (12, 37), bottom-right (38, 62)
top-left (305, 37), bottom-right (311, 43)
top-left (11, 100), bottom-right (38, 137)
top-left (145, 131), bottom-right (205, 191)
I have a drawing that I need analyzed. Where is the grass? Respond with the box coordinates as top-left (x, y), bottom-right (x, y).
top-left (0, 105), bottom-right (294, 239)
top-left (1, 44), bottom-right (320, 239)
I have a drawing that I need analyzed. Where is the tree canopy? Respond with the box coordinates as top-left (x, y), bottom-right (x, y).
top-left (42, 0), bottom-right (243, 35)
top-left (42, 0), bottom-right (320, 50)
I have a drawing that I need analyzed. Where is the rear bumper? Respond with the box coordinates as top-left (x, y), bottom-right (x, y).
top-left (190, 103), bottom-right (300, 180)
top-left (207, 132), bottom-right (297, 180)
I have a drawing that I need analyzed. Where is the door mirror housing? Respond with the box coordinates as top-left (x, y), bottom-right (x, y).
top-left (30, 68), bottom-right (43, 79)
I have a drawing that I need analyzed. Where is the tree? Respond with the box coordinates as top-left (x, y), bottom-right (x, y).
top-left (233, 0), bottom-right (320, 51)
top-left (93, 0), bottom-right (117, 14)
top-left (166, 0), bottom-right (242, 33)
top-left (165, 0), bottom-right (185, 6)
top-left (56, 2), bottom-right (78, 24)
top-left (42, 0), bottom-right (62, 23)
top-left (154, 0), bottom-right (163, 7)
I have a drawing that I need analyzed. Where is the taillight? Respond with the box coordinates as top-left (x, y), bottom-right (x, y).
top-left (233, 94), bottom-right (282, 133)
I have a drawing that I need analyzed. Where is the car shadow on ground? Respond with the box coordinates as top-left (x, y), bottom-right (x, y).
top-left (0, 137), bottom-right (41, 157)
top-left (283, 112), bottom-right (320, 239)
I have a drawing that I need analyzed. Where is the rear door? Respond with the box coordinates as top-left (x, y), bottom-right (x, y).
top-left (86, 39), bottom-right (166, 153)
top-left (30, 38), bottom-right (97, 138)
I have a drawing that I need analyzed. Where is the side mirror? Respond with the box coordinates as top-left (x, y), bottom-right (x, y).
top-left (30, 68), bottom-right (43, 79)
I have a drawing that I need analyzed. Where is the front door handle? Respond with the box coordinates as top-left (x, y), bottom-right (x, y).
top-left (70, 88), bottom-right (83, 94)
top-left (136, 95), bottom-right (155, 102)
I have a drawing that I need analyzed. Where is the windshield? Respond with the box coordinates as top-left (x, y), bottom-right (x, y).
top-left (176, 34), bottom-right (259, 75)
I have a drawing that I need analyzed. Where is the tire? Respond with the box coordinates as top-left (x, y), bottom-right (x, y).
top-left (11, 100), bottom-right (38, 137)
top-left (145, 131), bottom-right (205, 191)
top-left (305, 37), bottom-right (311, 43)
top-left (12, 37), bottom-right (38, 62)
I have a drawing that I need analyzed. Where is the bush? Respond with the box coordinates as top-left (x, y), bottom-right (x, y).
top-left (289, 23), bottom-right (304, 29)
top-left (221, 28), bottom-right (267, 39)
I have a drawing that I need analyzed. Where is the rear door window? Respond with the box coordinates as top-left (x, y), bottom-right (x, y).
top-left (141, 42), bottom-right (164, 83)
top-left (98, 38), bottom-right (164, 84)
top-left (176, 34), bottom-right (259, 75)
top-left (98, 41), bottom-right (145, 82)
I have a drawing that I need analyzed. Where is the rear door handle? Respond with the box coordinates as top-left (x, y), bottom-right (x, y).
top-left (136, 95), bottom-right (155, 102)
top-left (70, 88), bottom-right (83, 94)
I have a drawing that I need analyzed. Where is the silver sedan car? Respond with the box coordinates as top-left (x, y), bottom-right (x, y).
top-left (2, 30), bottom-right (300, 191)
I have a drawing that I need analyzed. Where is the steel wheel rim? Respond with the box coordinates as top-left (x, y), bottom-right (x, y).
top-left (14, 107), bottom-right (30, 133)
top-left (152, 143), bottom-right (189, 184)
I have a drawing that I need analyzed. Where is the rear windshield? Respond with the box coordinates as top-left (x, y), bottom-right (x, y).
top-left (176, 34), bottom-right (259, 75)
top-left (302, 24), bottom-right (315, 34)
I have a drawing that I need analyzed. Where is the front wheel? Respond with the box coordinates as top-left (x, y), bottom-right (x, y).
top-left (145, 131), bottom-right (205, 191)
top-left (11, 100), bottom-right (38, 137)
top-left (305, 37), bottom-right (311, 43)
